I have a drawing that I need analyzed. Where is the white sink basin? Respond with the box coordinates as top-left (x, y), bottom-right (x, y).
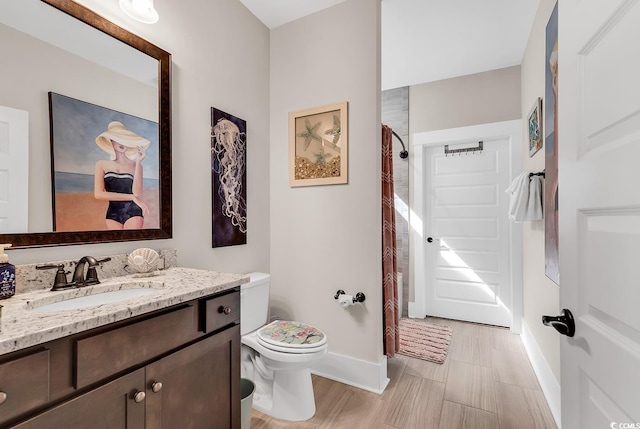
top-left (30, 287), bottom-right (161, 312)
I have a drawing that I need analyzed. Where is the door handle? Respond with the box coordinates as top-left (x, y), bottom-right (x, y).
top-left (542, 309), bottom-right (575, 337)
top-left (427, 237), bottom-right (439, 243)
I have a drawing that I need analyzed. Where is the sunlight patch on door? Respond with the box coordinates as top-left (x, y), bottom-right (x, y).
top-left (409, 208), bottom-right (423, 238)
top-left (437, 239), bottom-right (508, 310)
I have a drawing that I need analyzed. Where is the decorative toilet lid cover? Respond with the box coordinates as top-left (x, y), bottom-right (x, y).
top-left (257, 320), bottom-right (327, 349)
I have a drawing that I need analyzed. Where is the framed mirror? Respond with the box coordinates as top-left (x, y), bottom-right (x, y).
top-left (0, 0), bottom-right (172, 248)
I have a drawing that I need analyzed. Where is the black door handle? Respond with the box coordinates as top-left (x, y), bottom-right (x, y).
top-left (542, 309), bottom-right (575, 337)
top-left (427, 237), bottom-right (440, 243)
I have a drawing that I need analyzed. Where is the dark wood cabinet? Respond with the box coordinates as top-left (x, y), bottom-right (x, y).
top-left (12, 368), bottom-right (146, 429)
top-left (0, 288), bottom-right (240, 429)
top-left (0, 350), bottom-right (50, 424)
top-left (146, 325), bottom-right (240, 429)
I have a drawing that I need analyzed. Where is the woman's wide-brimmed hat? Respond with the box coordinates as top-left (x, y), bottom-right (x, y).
top-left (96, 121), bottom-right (151, 159)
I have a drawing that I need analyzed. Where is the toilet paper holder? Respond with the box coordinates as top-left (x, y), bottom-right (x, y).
top-left (334, 289), bottom-right (366, 303)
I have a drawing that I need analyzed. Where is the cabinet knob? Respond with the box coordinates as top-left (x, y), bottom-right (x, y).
top-left (133, 391), bottom-right (146, 403)
top-left (0, 391), bottom-right (7, 406)
top-left (151, 382), bottom-right (163, 393)
top-left (219, 306), bottom-right (232, 315)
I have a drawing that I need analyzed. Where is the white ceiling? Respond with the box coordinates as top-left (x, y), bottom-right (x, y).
top-left (239, 0), bottom-right (540, 90)
top-left (238, 0), bottom-right (349, 29)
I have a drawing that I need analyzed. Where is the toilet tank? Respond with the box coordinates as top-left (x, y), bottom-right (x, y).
top-left (240, 272), bottom-right (270, 335)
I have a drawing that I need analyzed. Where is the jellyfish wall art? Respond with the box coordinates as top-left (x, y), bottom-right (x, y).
top-left (211, 107), bottom-right (247, 247)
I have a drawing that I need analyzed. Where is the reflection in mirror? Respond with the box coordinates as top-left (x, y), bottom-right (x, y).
top-left (0, 0), bottom-right (171, 248)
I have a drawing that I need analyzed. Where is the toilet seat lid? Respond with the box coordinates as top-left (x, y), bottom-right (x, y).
top-left (257, 320), bottom-right (327, 350)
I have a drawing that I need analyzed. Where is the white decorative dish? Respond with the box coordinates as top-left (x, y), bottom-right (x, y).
top-left (127, 248), bottom-right (161, 274)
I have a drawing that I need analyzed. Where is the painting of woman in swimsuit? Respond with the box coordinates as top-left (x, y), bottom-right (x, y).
top-left (94, 121), bottom-right (150, 230)
top-left (49, 92), bottom-right (159, 232)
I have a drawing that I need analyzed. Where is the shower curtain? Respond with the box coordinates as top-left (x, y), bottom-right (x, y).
top-left (382, 124), bottom-right (400, 357)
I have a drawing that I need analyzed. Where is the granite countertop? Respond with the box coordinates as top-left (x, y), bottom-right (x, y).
top-left (0, 267), bottom-right (249, 355)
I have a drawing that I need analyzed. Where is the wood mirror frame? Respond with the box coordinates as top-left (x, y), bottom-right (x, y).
top-left (2, 0), bottom-right (172, 248)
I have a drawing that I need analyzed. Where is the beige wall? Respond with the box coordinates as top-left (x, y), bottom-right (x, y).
top-left (9, 0), bottom-right (271, 276)
top-left (270, 0), bottom-right (382, 363)
top-left (409, 66), bottom-right (521, 135)
top-left (520, 0), bottom-right (561, 382)
top-left (9, 0), bottom-right (382, 382)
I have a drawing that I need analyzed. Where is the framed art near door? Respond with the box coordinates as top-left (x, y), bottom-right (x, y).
top-left (528, 97), bottom-right (543, 157)
top-left (544, 2), bottom-right (559, 285)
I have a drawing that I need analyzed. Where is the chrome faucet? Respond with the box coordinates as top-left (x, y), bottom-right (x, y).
top-left (72, 256), bottom-right (112, 286)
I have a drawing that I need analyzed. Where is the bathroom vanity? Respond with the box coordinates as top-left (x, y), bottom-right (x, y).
top-left (0, 268), bottom-right (247, 428)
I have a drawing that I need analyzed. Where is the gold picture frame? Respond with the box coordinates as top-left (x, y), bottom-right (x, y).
top-left (289, 101), bottom-right (348, 187)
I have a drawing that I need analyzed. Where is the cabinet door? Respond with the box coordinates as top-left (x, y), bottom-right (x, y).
top-left (11, 368), bottom-right (146, 429)
top-left (0, 349), bottom-right (50, 425)
top-left (145, 325), bottom-right (240, 429)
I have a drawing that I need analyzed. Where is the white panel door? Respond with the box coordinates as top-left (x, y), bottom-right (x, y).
top-left (424, 138), bottom-right (511, 327)
top-left (559, 0), bottom-right (640, 427)
top-left (0, 106), bottom-right (29, 233)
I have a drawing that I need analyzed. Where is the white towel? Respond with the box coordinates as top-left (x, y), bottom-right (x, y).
top-left (526, 176), bottom-right (543, 221)
top-left (505, 172), bottom-right (543, 222)
top-left (506, 172), bottom-right (530, 222)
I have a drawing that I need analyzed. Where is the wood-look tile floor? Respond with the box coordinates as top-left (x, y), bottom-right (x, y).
top-left (251, 317), bottom-right (557, 429)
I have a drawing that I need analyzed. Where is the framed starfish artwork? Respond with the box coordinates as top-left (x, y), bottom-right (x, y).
top-left (289, 101), bottom-right (348, 187)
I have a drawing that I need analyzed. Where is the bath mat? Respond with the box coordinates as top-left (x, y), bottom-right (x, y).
top-left (398, 318), bottom-right (453, 364)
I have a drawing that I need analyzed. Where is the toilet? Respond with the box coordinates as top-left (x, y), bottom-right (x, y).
top-left (240, 273), bottom-right (328, 421)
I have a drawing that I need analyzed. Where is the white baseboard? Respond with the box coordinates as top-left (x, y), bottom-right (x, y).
top-left (310, 351), bottom-right (389, 395)
top-left (521, 321), bottom-right (562, 428)
top-left (408, 301), bottom-right (426, 319)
